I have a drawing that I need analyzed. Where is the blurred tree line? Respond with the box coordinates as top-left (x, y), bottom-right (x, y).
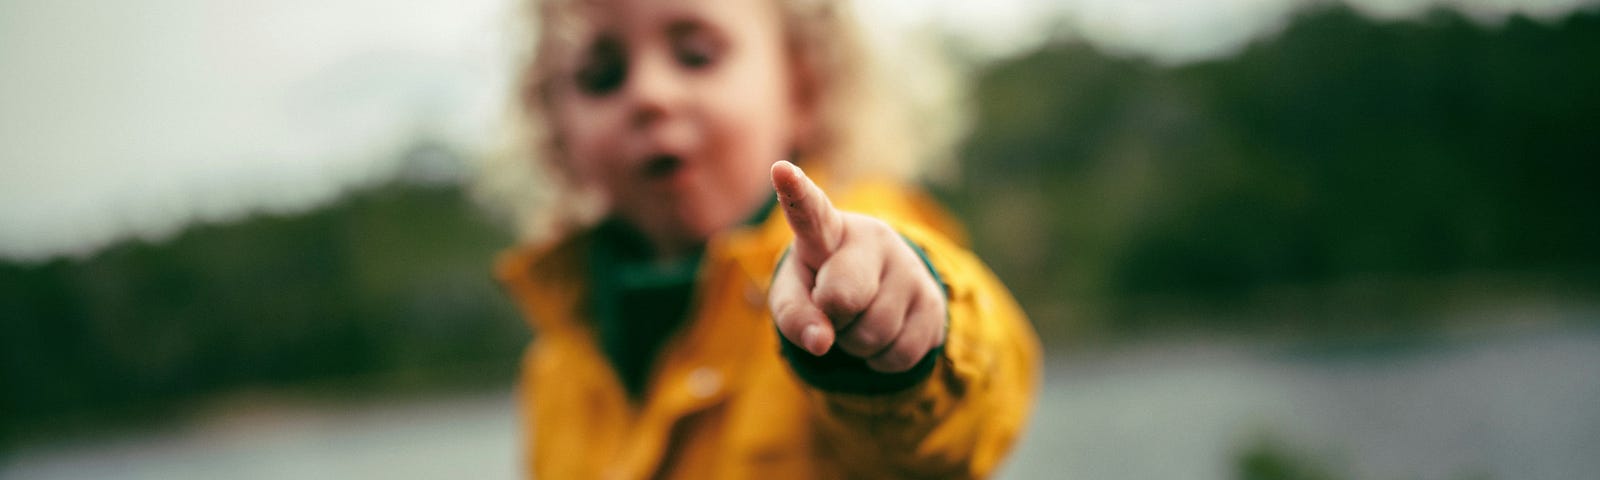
top-left (951, 6), bottom-right (1600, 338)
top-left (1, 177), bottom-right (526, 445)
top-left (4, 4), bottom-right (1599, 445)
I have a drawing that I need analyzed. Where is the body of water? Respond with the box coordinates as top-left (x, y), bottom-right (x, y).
top-left (7, 320), bottom-right (1598, 479)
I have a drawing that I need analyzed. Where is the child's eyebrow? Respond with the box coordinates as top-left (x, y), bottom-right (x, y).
top-left (665, 17), bottom-right (729, 52)
top-left (665, 18), bottom-right (706, 38)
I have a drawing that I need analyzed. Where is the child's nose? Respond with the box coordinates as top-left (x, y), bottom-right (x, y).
top-left (624, 53), bottom-right (687, 128)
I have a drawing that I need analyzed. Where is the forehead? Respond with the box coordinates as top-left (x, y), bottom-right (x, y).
top-left (550, 0), bottom-right (779, 39)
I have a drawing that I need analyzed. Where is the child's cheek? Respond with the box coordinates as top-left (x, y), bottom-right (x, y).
top-left (555, 97), bottom-right (616, 166)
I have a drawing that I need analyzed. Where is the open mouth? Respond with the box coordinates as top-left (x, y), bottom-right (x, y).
top-left (642, 154), bottom-right (684, 179)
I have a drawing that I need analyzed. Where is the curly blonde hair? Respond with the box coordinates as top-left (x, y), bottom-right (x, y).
top-left (473, 0), bottom-right (969, 244)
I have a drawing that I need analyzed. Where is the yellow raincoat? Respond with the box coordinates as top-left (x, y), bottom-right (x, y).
top-left (495, 178), bottom-right (1041, 479)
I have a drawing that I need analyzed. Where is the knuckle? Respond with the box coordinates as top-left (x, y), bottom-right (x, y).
top-left (914, 289), bottom-right (946, 315)
top-left (841, 286), bottom-right (873, 313)
top-left (841, 322), bottom-right (893, 357)
top-left (858, 216), bottom-right (895, 241)
top-left (816, 281), bottom-right (870, 316)
top-left (870, 345), bottom-right (921, 373)
top-left (869, 217), bottom-right (896, 237)
top-left (770, 301), bottom-right (807, 327)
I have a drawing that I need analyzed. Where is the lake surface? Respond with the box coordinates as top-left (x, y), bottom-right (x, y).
top-left (7, 321), bottom-right (1598, 480)
top-left (1002, 320), bottom-right (1600, 480)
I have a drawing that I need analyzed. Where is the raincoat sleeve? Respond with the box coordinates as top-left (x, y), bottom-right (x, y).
top-left (780, 220), bottom-right (1044, 478)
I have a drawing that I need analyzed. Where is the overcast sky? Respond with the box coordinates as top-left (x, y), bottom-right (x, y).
top-left (2, 0), bottom-right (1596, 262)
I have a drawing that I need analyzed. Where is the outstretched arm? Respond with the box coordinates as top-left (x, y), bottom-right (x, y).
top-left (768, 161), bottom-right (1042, 478)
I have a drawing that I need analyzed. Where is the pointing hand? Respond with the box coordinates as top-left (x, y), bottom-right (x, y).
top-left (768, 161), bottom-right (946, 373)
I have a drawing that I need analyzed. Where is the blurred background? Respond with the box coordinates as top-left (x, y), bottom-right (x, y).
top-left (4, 0), bottom-right (1599, 479)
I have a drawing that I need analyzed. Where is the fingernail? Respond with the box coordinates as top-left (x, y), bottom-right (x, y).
top-left (801, 325), bottom-right (827, 356)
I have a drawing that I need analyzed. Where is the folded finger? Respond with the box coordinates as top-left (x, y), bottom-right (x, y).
top-left (769, 256), bottom-right (833, 356)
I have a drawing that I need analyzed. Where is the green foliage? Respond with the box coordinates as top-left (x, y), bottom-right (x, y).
top-left (1235, 440), bottom-right (1338, 480)
top-left (0, 182), bottom-right (525, 442)
top-left (954, 6), bottom-right (1600, 335)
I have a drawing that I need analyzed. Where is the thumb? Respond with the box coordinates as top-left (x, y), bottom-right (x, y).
top-left (771, 160), bottom-right (843, 270)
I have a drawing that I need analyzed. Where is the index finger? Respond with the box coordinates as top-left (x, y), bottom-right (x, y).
top-left (771, 160), bottom-right (843, 269)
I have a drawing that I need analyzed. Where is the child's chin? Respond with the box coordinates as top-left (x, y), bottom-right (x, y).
top-left (673, 217), bottom-right (724, 242)
top-left (628, 197), bottom-right (744, 245)
top-left (633, 213), bottom-right (715, 248)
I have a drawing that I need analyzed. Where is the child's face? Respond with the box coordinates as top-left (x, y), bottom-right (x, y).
top-left (549, 0), bottom-right (806, 256)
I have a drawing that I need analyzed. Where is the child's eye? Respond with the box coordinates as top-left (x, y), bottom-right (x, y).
top-left (574, 37), bottom-right (626, 96)
top-left (669, 23), bottom-right (723, 70)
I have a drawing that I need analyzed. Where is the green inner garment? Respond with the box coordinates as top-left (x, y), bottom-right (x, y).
top-left (589, 198), bottom-right (775, 399)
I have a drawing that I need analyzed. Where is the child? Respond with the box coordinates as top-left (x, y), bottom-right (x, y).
top-left (485, 0), bottom-right (1041, 477)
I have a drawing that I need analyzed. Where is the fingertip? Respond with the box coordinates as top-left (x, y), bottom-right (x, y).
top-left (770, 160), bottom-right (808, 201)
top-left (801, 324), bottom-right (832, 356)
top-left (772, 159), bottom-right (797, 175)
top-left (770, 160), bottom-right (793, 184)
